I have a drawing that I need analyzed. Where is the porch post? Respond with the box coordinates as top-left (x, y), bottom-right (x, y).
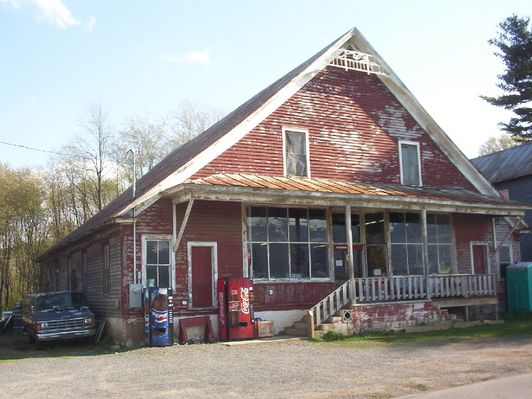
top-left (421, 209), bottom-right (431, 300)
top-left (346, 206), bottom-right (355, 280)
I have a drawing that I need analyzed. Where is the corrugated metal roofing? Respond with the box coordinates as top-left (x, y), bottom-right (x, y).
top-left (471, 142), bottom-right (532, 184)
top-left (185, 173), bottom-right (527, 209)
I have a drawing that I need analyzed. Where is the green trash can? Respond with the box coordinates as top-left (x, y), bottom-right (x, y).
top-left (506, 262), bottom-right (532, 312)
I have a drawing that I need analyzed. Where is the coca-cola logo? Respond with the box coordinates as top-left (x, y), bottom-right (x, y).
top-left (240, 287), bottom-right (250, 315)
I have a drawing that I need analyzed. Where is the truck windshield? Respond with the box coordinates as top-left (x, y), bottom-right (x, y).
top-left (36, 293), bottom-right (87, 310)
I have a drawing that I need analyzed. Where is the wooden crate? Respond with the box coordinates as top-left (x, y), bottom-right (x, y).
top-left (255, 320), bottom-right (274, 338)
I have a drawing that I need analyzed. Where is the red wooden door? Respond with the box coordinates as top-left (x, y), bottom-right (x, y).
top-left (191, 246), bottom-right (214, 308)
top-left (472, 245), bottom-right (487, 274)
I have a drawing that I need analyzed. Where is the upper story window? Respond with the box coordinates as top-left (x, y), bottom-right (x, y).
top-left (399, 140), bottom-right (422, 186)
top-left (283, 128), bottom-right (309, 177)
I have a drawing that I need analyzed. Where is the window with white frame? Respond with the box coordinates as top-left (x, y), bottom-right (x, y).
top-left (499, 245), bottom-right (512, 279)
top-left (427, 214), bottom-right (454, 274)
top-left (145, 239), bottom-right (171, 288)
top-left (247, 207), bottom-right (329, 280)
top-left (284, 129), bottom-right (309, 177)
top-left (399, 141), bottom-right (421, 186)
top-left (390, 212), bottom-right (423, 275)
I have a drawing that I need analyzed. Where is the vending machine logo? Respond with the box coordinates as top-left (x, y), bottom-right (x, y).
top-left (240, 287), bottom-right (250, 315)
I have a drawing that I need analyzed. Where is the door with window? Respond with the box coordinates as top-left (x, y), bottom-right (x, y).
top-left (188, 242), bottom-right (217, 308)
top-left (472, 244), bottom-right (488, 274)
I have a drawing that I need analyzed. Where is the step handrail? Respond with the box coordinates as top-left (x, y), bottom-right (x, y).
top-left (308, 278), bottom-right (355, 334)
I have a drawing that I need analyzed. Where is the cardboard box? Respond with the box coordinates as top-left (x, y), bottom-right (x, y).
top-left (256, 320), bottom-right (274, 338)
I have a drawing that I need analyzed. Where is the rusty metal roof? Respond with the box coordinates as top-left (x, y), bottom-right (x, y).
top-left (471, 142), bottom-right (532, 184)
top-left (184, 173), bottom-right (528, 210)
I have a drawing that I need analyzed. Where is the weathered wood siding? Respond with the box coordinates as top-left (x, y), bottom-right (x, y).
top-left (495, 176), bottom-right (532, 261)
top-left (39, 226), bottom-right (122, 318)
top-left (194, 66), bottom-right (474, 190)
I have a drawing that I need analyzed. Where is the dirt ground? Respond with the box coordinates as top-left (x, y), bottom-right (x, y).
top-left (1, 335), bottom-right (532, 399)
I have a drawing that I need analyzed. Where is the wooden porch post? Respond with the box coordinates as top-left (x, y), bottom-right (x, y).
top-left (346, 206), bottom-right (355, 280)
top-left (421, 209), bottom-right (431, 300)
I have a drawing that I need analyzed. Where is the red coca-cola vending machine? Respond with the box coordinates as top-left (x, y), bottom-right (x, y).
top-left (217, 277), bottom-right (256, 341)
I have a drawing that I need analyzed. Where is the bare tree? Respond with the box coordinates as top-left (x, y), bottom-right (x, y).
top-left (478, 134), bottom-right (519, 155)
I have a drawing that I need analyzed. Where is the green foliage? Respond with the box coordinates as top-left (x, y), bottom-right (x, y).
top-left (482, 15), bottom-right (532, 141)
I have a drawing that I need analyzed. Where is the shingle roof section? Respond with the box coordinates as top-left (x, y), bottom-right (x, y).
top-left (471, 142), bottom-right (532, 184)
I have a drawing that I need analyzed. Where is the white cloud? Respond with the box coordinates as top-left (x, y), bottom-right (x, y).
top-left (161, 48), bottom-right (212, 66)
top-left (33, 0), bottom-right (79, 28)
top-left (86, 15), bottom-right (96, 32)
top-left (185, 48), bottom-right (211, 65)
top-left (0, 0), bottom-right (21, 10)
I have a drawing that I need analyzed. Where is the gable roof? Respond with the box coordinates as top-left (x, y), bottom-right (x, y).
top-left (471, 142), bottom-right (532, 184)
top-left (41, 27), bottom-right (503, 258)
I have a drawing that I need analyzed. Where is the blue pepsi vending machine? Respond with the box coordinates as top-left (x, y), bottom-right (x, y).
top-left (143, 287), bottom-right (174, 346)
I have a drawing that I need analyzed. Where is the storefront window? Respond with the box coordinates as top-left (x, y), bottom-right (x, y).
top-left (390, 212), bottom-right (423, 275)
top-left (427, 214), bottom-right (454, 274)
top-left (365, 212), bottom-right (387, 276)
top-left (247, 207), bottom-right (329, 280)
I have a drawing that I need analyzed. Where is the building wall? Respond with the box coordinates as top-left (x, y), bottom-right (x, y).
top-left (495, 175), bottom-right (532, 261)
top-left (194, 66), bottom-right (474, 191)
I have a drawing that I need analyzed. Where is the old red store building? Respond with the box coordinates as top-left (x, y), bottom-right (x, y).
top-left (39, 28), bottom-right (528, 344)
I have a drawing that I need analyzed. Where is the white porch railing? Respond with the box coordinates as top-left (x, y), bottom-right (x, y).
top-left (308, 274), bottom-right (497, 331)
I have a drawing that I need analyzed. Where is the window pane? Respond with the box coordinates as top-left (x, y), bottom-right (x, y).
top-left (158, 266), bottom-right (170, 288)
top-left (311, 244), bottom-right (329, 278)
top-left (408, 244), bottom-right (424, 275)
top-left (351, 214), bottom-right (361, 243)
top-left (159, 241), bottom-right (170, 264)
top-left (268, 208), bottom-right (288, 242)
top-left (147, 241), bottom-right (157, 264)
top-left (401, 143), bottom-right (420, 185)
top-left (438, 245), bottom-right (453, 273)
top-left (250, 207), bottom-right (267, 241)
top-left (269, 243), bottom-right (289, 278)
top-left (252, 244), bottom-right (268, 279)
top-left (146, 266), bottom-right (157, 286)
top-left (427, 214), bottom-right (437, 243)
top-left (290, 243), bottom-right (309, 278)
top-left (428, 245), bottom-right (439, 274)
top-left (391, 244), bottom-right (408, 275)
top-left (367, 245), bottom-right (387, 276)
top-left (332, 213), bottom-right (346, 243)
top-left (389, 212), bottom-right (406, 243)
top-left (365, 213), bottom-right (385, 244)
top-left (436, 215), bottom-right (451, 243)
top-left (309, 209), bottom-right (327, 242)
top-left (285, 131), bottom-right (307, 177)
top-left (405, 213), bottom-right (421, 243)
top-left (289, 208), bottom-right (308, 242)
top-left (500, 246), bottom-right (510, 263)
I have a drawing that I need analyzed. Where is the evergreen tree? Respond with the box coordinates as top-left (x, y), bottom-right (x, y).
top-left (482, 15), bottom-right (532, 141)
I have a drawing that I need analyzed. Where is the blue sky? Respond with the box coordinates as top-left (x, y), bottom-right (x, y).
top-left (0, 0), bottom-right (530, 168)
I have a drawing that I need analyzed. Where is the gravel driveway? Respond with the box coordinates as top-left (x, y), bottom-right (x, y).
top-left (2, 337), bottom-right (532, 398)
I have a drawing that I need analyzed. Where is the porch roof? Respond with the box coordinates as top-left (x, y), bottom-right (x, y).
top-left (171, 173), bottom-right (529, 216)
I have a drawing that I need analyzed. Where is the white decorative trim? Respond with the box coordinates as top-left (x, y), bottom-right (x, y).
top-left (282, 127), bottom-right (311, 178)
top-left (398, 140), bottom-right (422, 186)
top-left (141, 234), bottom-right (174, 289)
top-left (187, 241), bottom-right (218, 309)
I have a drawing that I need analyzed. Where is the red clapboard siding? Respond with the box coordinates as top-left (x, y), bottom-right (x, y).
top-left (194, 66), bottom-right (474, 190)
top-left (452, 214), bottom-right (493, 274)
top-left (254, 282), bottom-right (334, 311)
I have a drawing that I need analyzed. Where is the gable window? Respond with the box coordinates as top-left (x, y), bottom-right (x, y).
top-left (427, 214), bottom-right (455, 274)
top-left (284, 128), bottom-right (309, 177)
top-left (103, 244), bottom-right (110, 294)
top-left (399, 141), bottom-right (421, 186)
top-left (499, 245), bottom-right (512, 279)
top-left (247, 206), bottom-right (329, 280)
top-left (144, 238), bottom-right (171, 288)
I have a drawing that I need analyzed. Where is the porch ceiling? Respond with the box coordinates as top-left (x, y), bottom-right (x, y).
top-left (166, 173), bottom-right (529, 216)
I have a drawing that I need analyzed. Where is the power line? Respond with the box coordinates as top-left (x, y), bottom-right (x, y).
top-left (1, 140), bottom-right (76, 158)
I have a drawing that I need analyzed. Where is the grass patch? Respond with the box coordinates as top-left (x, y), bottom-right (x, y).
top-left (314, 313), bottom-right (532, 347)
